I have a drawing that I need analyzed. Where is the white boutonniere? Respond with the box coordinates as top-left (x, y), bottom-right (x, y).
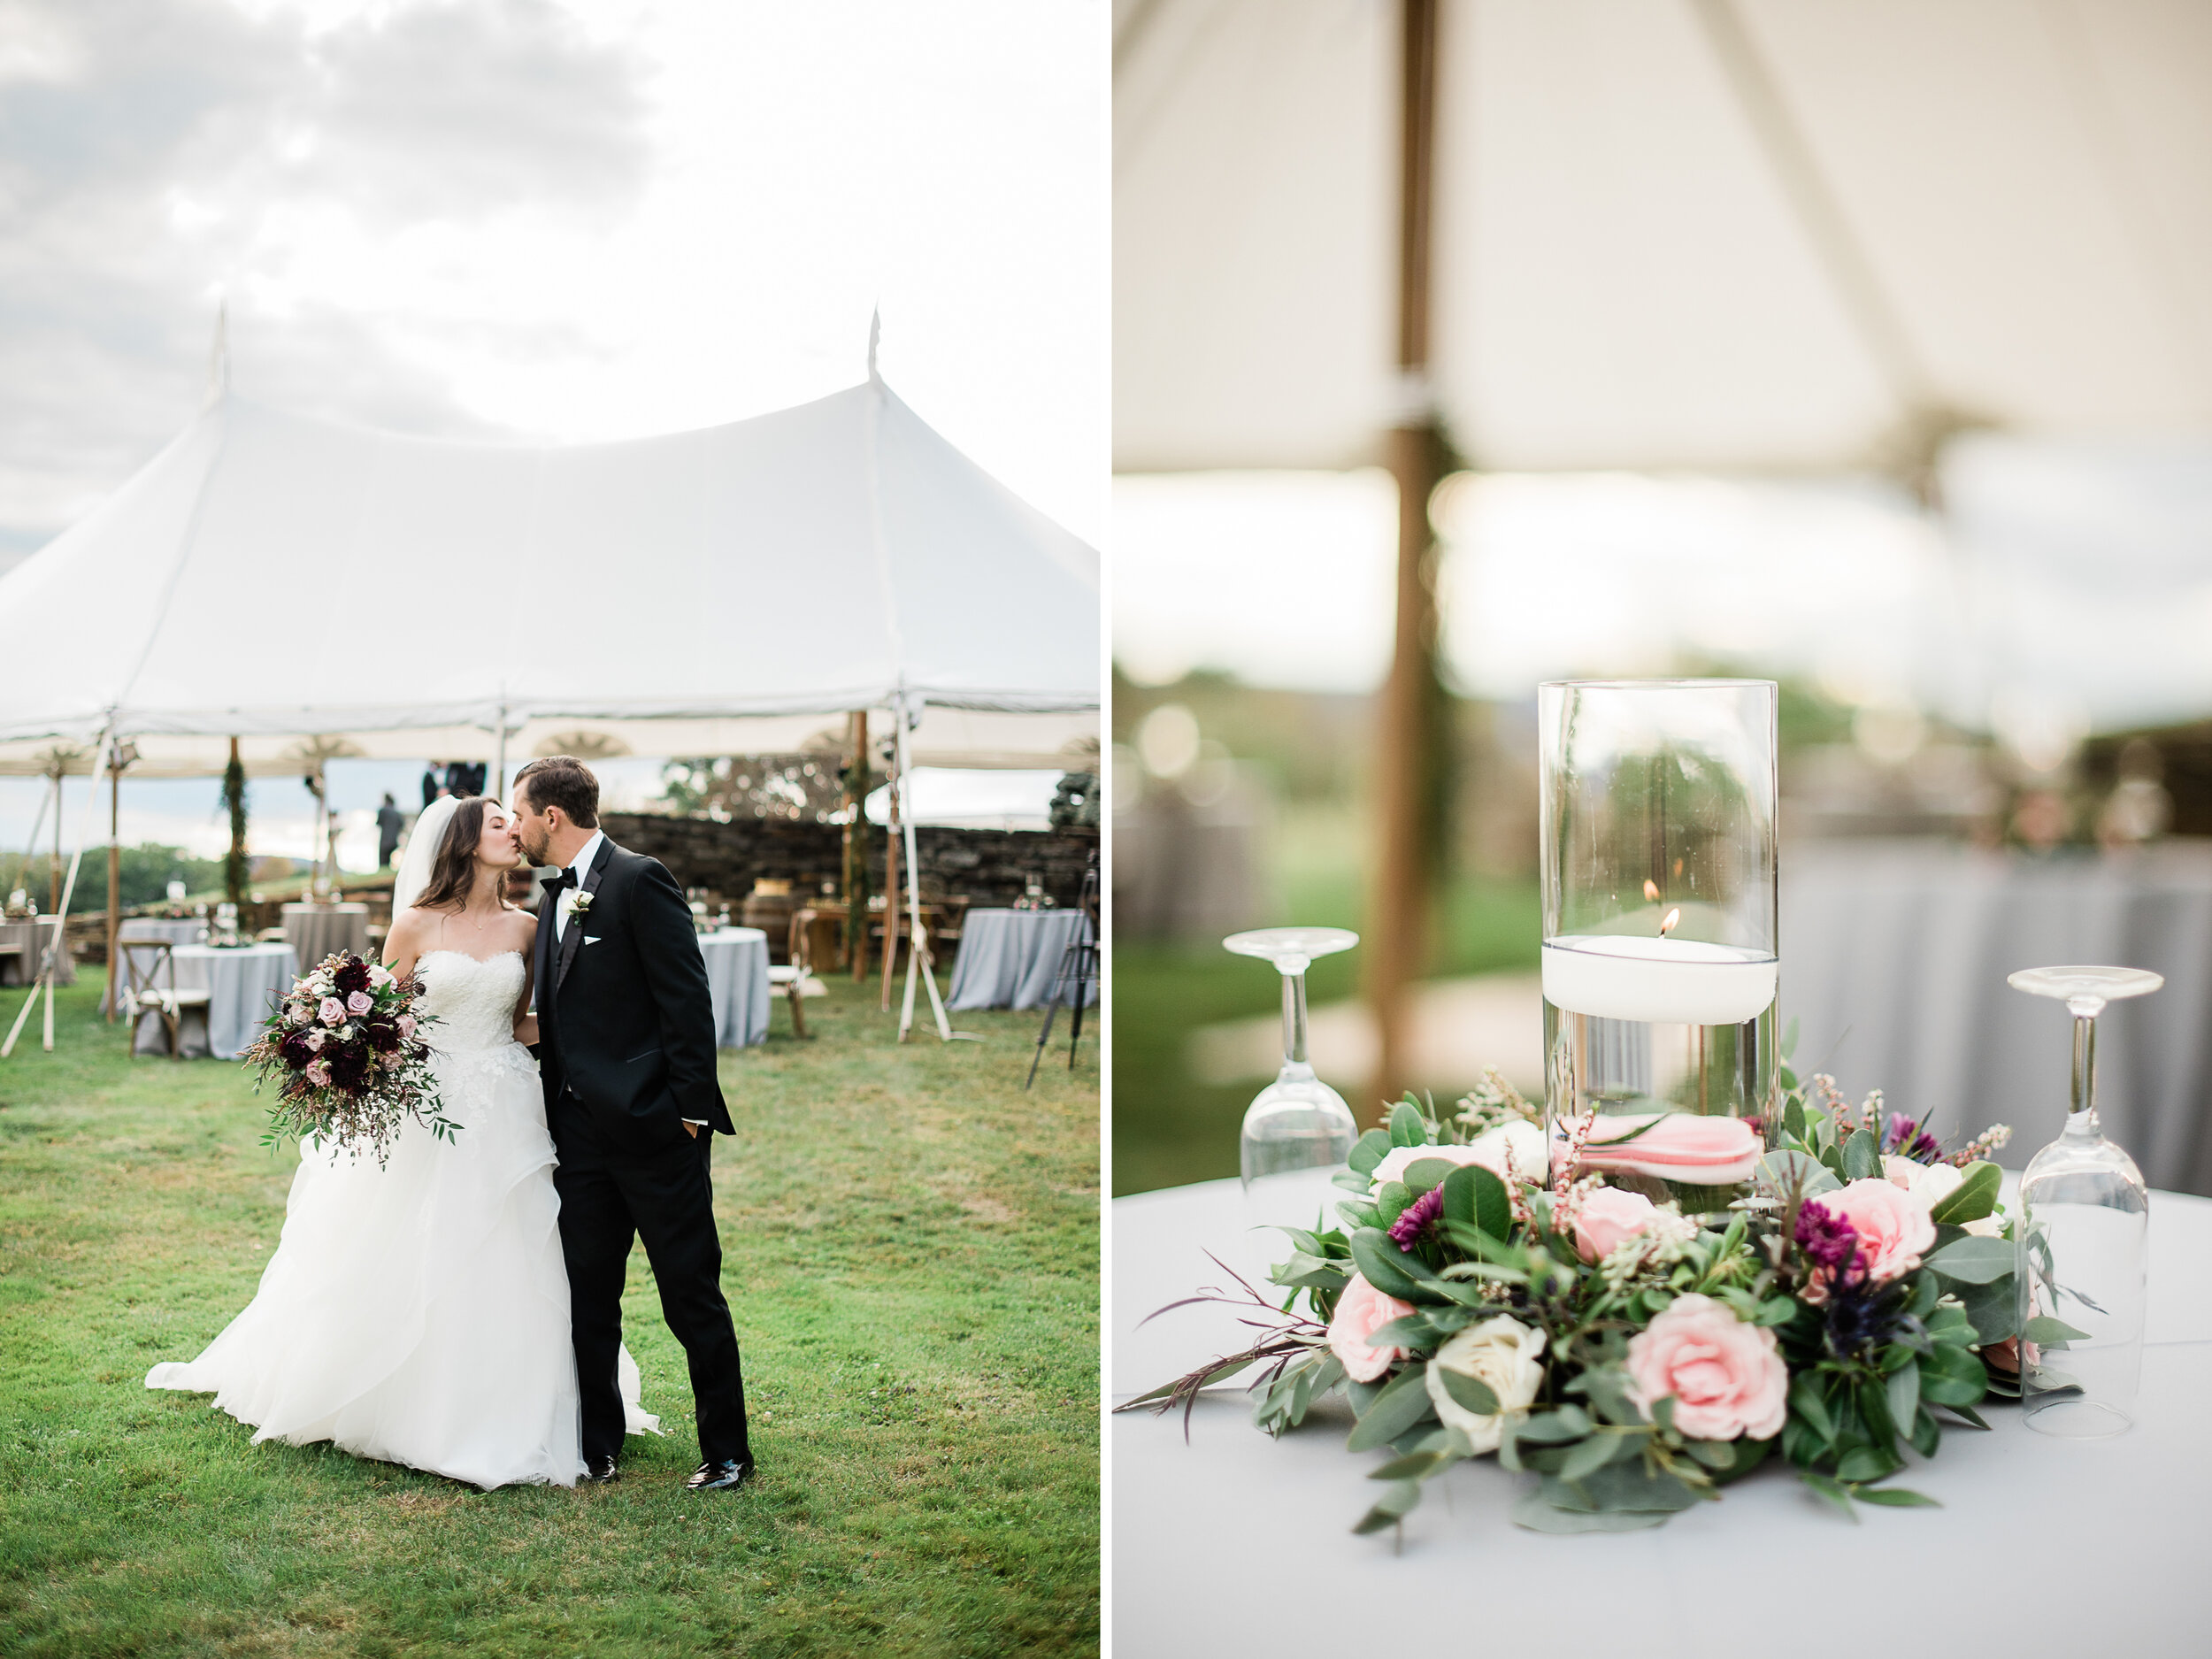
top-left (569, 890), bottom-right (595, 919)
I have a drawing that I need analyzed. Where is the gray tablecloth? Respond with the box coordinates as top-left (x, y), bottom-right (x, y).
top-left (131, 943), bottom-right (296, 1059)
top-left (947, 909), bottom-right (1096, 1010)
top-left (0, 918), bottom-right (75, 987)
top-left (282, 903), bottom-right (370, 967)
top-left (1115, 1176), bottom-right (2212, 1659)
top-left (1781, 841), bottom-right (2212, 1197)
top-left (119, 918), bottom-right (209, 947)
top-left (700, 927), bottom-right (771, 1048)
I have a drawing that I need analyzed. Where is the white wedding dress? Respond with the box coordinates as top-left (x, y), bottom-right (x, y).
top-left (146, 948), bottom-right (656, 1489)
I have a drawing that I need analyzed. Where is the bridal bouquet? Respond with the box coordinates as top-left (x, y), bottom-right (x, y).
top-left (242, 951), bottom-right (455, 1165)
top-left (1125, 1059), bottom-right (2034, 1536)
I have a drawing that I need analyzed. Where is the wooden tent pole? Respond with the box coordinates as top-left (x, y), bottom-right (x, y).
top-left (1368, 0), bottom-right (1447, 1115)
top-left (879, 746), bottom-right (902, 1011)
top-left (844, 710), bottom-right (871, 979)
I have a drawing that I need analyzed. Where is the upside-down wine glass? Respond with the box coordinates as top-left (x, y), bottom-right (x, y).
top-left (1224, 927), bottom-right (1360, 1239)
top-left (2007, 964), bottom-right (2162, 1438)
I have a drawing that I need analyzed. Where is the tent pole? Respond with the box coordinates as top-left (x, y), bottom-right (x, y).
top-left (50, 757), bottom-right (62, 916)
top-left (844, 710), bottom-right (870, 980)
top-left (895, 700), bottom-right (959, 1043)
top-left (1369, 0), bottom-right (1447, 1114)
top-left (6, 725), bottom-right (114, 1057)
top-left (104, 754), bottom-right (120, 1019)
top-left (879, 751), bottom-right (902, 1012)
top-left (494, 705), bottom-right (509, 802)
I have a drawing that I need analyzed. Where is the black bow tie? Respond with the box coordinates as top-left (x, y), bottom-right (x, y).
top-left (542, 867), bottom-right (579, 894)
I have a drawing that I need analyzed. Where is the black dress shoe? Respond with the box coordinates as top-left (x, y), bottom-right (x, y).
top-left (684, 1457), bottom-right (755, 1493)
top-left (580, 1455), bottom-right (620, 1485)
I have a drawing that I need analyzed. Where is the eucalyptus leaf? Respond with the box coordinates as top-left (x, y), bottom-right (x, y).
top-left (1348, 1229), bottom-right (1431, 1303)
top-left (1801, 1471), bottom-right (1860, 1521)
top-left (1834, 1444), bottom-right (1902, 1484)
top-left (1351, 1479), bottom-right (1424, 1534)
top-left (1389, 1101), bottom-right (1426, 1148)
top-left (1346, 1366), bottom-right (1436, 1452)
top-left (1514, 1409), bottom-right (1589, 1445)
top-left (1951, 1276), bottom-right (2016, 1343)
top-left (1558, 1432), bottom-right (1620, 1483)
top-left (1366, 1449), bottom-right (1450, 1482)
top-left (1886, 1358), bottom-right (1921, 1434)
top-left (1789, 1375), bottom-right (1835, 1444)
top-left (1373, 1182), bottom-right (1412, 1233)
top-left (1402, 1157), bottom-right (1458, 1195)
top-left (1842, 1127), bottom-right (1881, 1182)
top-left (1433, 1363), bottom-right (1502, 1419)
top-left (1760, 1148), bottom-right (1840, 1198)
top-left (1348, 1129), bottom-right (1392, 1177)
top-left (1468, 1165), bottom-right (1513, 1241)
top-left (1510, 1494), bottom-right (1671, 1533)
top-left (2023, 1314), bottom-right (2091, 1346)
top-left (1855, 1486), bottom-right (1941, 1508)
top-left (1925, 1234), bottom-right (2015, 1286)
top-left (1928, 1160), bottom-right (2002, 1226)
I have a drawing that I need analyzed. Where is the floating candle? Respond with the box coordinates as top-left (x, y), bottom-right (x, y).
top-left (1541, 933), bottom-right (1778, 1025)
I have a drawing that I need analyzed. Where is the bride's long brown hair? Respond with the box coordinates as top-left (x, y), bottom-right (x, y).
top-left (409, 798), bottom-right (507, 914)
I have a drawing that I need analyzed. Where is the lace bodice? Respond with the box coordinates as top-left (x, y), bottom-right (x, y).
top-left (414, 950), bottom-right (526, 1055)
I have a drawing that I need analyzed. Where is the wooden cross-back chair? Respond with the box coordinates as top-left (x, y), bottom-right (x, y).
top-left (767, 908), bottom-right (821, 1039)
top-left (119, 940), bottom-right (210, 1060)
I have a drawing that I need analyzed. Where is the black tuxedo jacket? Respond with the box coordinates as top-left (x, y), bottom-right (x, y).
top-left (535, 837), bottom-right (733, 1149)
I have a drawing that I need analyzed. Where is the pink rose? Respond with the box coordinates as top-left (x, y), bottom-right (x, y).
top-left (345, 990), bottom-right (373, 1016)
top-left (1571, 1112), bottom-right (1762, 1187)
top-left (1626, 1293), bottom-right (1788, 1441)
top-left (396, 1014), bottom-right (417, 1040)
top-left (319, 996), bottom-right (345, 1027)
top-left (304, 1059), bottom-right (331, 1087)
top-left (1369, 1120), bottom-right (1547, 1191)
top-left (1573, 1187), bottom-right (1664, 1263)
top-left (303, 1028), bottom-right (325, 1052)
top-left (287, 1004), bottom-right (311, 1027)
top-left (1822, 1177), bottom-right (1936, 1283)
top-left (1327, 1273), bottom-right (1417, 1384)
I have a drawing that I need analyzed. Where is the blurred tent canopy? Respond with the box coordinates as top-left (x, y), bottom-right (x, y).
top-left (1115, 0), bottom-right (2212, 479)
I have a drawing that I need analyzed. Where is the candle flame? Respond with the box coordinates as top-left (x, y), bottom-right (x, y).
top-left (1659, 907), bottom-right (1681, 937)
top-left (1642, 879), bottom-right (1659, 902)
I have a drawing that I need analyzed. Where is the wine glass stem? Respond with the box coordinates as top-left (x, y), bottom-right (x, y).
top-left (2071, 1012), bottom-right (2097, 1120)
top-left (1280, 966), bottom-right (1310, 1071)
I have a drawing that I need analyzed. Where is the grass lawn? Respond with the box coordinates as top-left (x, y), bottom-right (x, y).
top-left (1110, 872), bottom-right (1540, 1197)
top-left (0, 976), bottom-right (1098, 1657)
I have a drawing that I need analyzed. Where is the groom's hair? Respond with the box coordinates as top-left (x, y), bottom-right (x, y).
top-left (515, 757), bottom-right (600, 828)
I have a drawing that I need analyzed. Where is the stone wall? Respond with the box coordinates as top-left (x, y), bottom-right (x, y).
top-left (599, 813), bottom-right (1096, 910)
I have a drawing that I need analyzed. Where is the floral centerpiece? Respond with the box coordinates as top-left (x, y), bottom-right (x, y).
top-left (1124, 1055), bottom-right (2047, 1534)
top-left (242, 951), bottom-right (454, 1165)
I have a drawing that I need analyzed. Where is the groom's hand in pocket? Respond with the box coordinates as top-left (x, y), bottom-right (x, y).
top-left (681, 1121), bottom-right (701, 1138)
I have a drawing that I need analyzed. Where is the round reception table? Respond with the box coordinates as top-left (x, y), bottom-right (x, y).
top-left (699, 927), bottom-right (771, 1048)
top-left (129, 942), bottom-right (296, 1059)
top-left (119, 918), bottom-right (209, 948)
top-left (1112, 1177), bottom-right (2212, 1659)
top-left (281, 902), bottom-right (370, 968)
top-left (947, 908), bottom-right (1095, 1010)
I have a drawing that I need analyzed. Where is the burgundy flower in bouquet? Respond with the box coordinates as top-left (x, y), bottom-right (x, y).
top-left (242, 950), bottom-right (457, 1165)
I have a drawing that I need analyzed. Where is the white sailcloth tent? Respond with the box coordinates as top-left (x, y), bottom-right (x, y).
top-left (0, 367), bottom-right (1099, 1048)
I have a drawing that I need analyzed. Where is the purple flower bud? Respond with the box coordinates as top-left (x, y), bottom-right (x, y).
top-left (1795, 1199), bottom-right (1862, 1279)
top-left (1388, 1187), bottom-right (1445, 1249)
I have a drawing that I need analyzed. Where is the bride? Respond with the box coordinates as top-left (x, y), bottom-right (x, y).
top-left (146, 793), bottom-right (654, 1488)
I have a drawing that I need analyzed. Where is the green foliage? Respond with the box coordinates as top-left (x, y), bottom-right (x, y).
top-left (56, 843), bottom-right (229, 916)
top-left (0, 979), bottom-right (1098, 1657)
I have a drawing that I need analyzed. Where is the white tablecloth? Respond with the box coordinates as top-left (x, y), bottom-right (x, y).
top-left (1782, 841), bottom-right (2212, 1197)
top-left (700, 927), bottom-right (771, 1048)
top-left (947, 909), bottom-right (1096, 1010)
top-left (131, 943), bottom-right (296, 1059)
top-left (1114, 1177), bottom-right (2212, 1658)
top-left (0, 918), bottom-right (74, 987)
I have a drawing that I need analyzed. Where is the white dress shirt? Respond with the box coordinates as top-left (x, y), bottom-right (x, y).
top-left (551, 829), bottom-right (605, 944)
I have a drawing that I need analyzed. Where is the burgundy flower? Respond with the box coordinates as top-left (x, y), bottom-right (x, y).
top-left (280, 1030), bottom-right (317, 1071)
top-left (1795, 1199), bottom-right (1862, 1283)
top-left (333, 956), bottom-right (373, 997)
top-left (326, 1042), bottom-right (371, 1093)
top-left (364, 1018), bottom-right (402, 1053)
top-left (1388, 1187), bottom-right (1446, 1249)
top-left (1882, 1111), bottom-right (1944, 1163)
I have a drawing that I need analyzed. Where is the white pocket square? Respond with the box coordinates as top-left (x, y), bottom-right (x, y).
top-left (583, 935), bottom-right (603, 945)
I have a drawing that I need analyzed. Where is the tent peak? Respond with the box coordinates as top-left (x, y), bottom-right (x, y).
top-left (868, 307), bottom-right (882, 386)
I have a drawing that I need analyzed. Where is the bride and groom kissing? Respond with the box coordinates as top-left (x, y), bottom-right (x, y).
top-left (149, 757), bottom-right (754, 1494)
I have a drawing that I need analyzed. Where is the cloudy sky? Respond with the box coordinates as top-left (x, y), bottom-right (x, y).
top-left (0, 0), bottom-right (1105, 566)
top-left (0, 0), bottom-right (1103, 863)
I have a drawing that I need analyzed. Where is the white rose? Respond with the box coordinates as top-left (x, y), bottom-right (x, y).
top-left (369, 964), bottom-right (395, 989)
top-left (1372, 1119), bottom-right (1546, 1192)
top-left (1425, 1315), bottom-right (1546, 1454)
top-left (1961, 1214), bottom-right (2004, 1238)
top-left (1883, 1156), bottom-right (1963, 1209)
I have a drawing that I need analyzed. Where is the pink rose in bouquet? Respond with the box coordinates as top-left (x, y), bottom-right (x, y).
top-left (319, 996), bottom-right (346, 1027)
top-left (1625, 1293), bottom-right (1788, 1440)
top-left (1328, 1273), bottom-right (1416, 1383)
top-left (1821, 1177), bottom-right (1935, 1283)
top-left (345, 989), bottom-right (373, 1017)
top-left (1572, 1186), bottom-right (1667, 1263)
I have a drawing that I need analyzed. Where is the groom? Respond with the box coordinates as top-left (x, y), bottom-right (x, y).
top-left (511, 756), bottom-right (754, 1492)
